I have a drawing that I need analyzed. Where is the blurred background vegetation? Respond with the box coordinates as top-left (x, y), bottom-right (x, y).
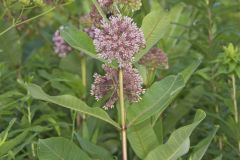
top-left (0, 0), bottom-right (240, 159)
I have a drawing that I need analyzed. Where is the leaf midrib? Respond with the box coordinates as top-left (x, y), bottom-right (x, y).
top-left (143, 11), bottom-right (167, 42)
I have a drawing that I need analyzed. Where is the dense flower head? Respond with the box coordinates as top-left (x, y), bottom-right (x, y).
top-left (139, 47), bottom-right (168, 69)
top-left (52, 27), bottom-right (72, 57)
top-left (91, 64), bottom-right (144, 109)
top-left (93, 16), bottom-right (145, 64)
top-left (98, 0), bottom-right (113, 7)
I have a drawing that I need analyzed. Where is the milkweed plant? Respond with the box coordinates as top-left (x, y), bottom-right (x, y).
top-left (2, 0), bottom-right (240, 159)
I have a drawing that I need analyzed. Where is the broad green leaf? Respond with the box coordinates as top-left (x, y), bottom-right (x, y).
top-left (151, 59), bottom-right (202, 126)
top-left (145, 110), bottom-right (206, 160)
top-left (26, 84), bottom-right (120, 129)
top-left (75, 133), bottom-right (113, 160)
top-left (134, 4), bottom-right (184, 62)
top-left (128, 120), bottom-right (159, 159)
top-left (60, 26), bottom-right (104, 62)
top-left (0, 118), bottom-right (16, 146)
top-left (0, 131), bottom-right (28, 156)
top-left (189, 126), bottom-right (219, 160)
top-left (38, 137), bottom-right (91, 160)
top-left (127, 75), bottom-right (185, 126)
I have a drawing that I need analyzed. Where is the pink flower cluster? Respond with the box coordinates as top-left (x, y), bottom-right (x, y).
top-left (91, 65), bottom-right (144, 109)
top-left (139, 47), bottom-right (168, 69)
top-left (93, 16), bottom-right (145, 64)
top-left (90, 14), bottom-right (146, 109)
top-left (52, 27), bottom-right (72, 57)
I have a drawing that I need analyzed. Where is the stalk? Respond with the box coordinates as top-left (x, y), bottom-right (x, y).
top-left (231, 74), bottom-right (240, 152)
top-left (76, 56), bottom-right (87, 128)
top-left (231, 74), bottom-right (238, 123)
top-left (81, 57), bottom-right (87, 88)
top-left (147, 68), bottom-right (156, 87)
top-left (119, 68), bottom-right (127, 160)
top-left (207, 1), bottom-right (223, 150)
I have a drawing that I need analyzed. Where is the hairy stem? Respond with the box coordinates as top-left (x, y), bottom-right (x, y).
top-left (119, 69), bottom-right (127, 160)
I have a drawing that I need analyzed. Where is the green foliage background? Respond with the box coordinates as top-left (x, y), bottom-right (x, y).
top-left (0, 0), bottom-right (240, 159)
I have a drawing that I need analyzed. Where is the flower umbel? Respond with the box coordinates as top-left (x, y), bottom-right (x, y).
top-left (93, 16), bottom-right (145, 64)
top-left (52, 27), bottom-right (72, 57)
top-left (139, 47), bottom-right (168, 69)
top-left (91, 64), bottom-right (144, 109)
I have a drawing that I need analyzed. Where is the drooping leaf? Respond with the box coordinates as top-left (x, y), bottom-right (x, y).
top-left (75, 133), bottom-right (113, 160)
top-left (152, 59), bottom-right (202, 126)
top-left (26, 84), bottom-right (120, 129)
top-left (127, 75), bottom-right (185, 126)
top-left (145, 110), bottom-right (206, 160)
top-left (128, 120), bottom-right (159, 159)
top-left (134, 4), bottom-right (184, 62)
top-left (37, 137), bottom-right (91, 160)
top-left (189, 126), bottom-right (219, 160)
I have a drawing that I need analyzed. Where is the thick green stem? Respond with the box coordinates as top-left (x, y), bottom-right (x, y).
top-left (77, 56), bottom-right (87, 128)
top-left (72, 111), bottom-right (77, 140)
top-left (81, 57), bottom-right (87, 88)
top-left (147, 68), bottom-right (156, 87)
top-left (119, 69), bottom-right (127, 160)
